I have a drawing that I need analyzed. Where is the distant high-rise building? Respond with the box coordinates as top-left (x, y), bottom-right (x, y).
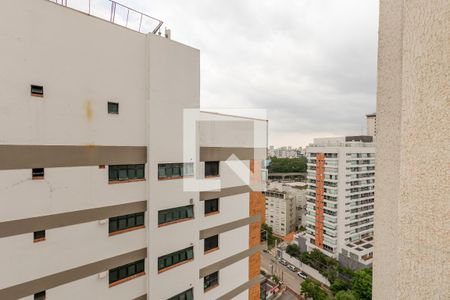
top-left (366, 113), bottom-right (377, 137)
top-left (305, 136), bottom-right (375, 270)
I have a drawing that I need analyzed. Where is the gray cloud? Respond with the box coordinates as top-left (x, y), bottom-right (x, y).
top-left (122, 0), bottom-right (379, 146)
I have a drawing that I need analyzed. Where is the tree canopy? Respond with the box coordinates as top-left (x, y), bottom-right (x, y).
top-left (351, 268), bottom-right (372, 300)
top-left (334, 290), bottom-right (358, 300)
top-left (268, 157), bottom-right (307, 173)
top-left (300, 279), bottom-right (329, 300)
top-left (286, 244), bottom-right (301, 258)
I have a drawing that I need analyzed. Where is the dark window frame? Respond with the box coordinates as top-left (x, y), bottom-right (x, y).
top-left (158, 247), bottom-right (194, 272)
top-left (32, 168), bottom-right (44, 179)
top-left (158, 205), bottom-right (194, 226)
top-left (109, 259), bottom-right (145, 285)
top-left (108, 102), bottom-right (119, 114)
top-left (109, 164), bottom-right (145, 182)
top-left (204, 271), bottom-right (219, 291)
top-left (205, 161), bottom-right (220, 177)
top-left (33, 230), bottom-right (46, 242)
top-left (31, 85), bottom-right (44, 97)
top-left (158, 163), bottom-right (194, 180)
top-left (109, 212), bottom-right (145, 234)
top-left (204, 235), bottom-right (219, 253)
top-left (205, 198), bottom-right (219, 215)
top-left (34, 291), bottom-right (46, 300)
top-left (168, 288), bottom-right (194, 300)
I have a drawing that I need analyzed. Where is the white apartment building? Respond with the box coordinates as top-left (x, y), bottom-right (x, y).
top-left (304, 136), bottom-right (375, 269)
top-left (266, 181), bottom-right (307, 228)
top-left (366, 113), bottom-right (377, 138)
top-left (0, 1), bottom-right (267, 300)
top-left (264, 190), bottom-right (296, 237)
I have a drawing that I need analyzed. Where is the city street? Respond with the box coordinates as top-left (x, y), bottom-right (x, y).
top-left (261, 251), bottom-right (304, 295)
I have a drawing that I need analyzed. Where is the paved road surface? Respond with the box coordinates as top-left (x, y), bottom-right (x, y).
top-left (278, 290), bottom-right (299, 300)
top-left (261, 251), bottom-right (304, 295)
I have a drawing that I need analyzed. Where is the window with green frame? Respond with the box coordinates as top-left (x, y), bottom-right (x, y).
top-left (109, 164), bottom-right (145, 181)
top-left (109, 259), bottom-right (145, 284)
top-left (204, 271), bottom-right (219, 290)
top-left (107, 102), bottom-right (119, 114)
top-left (205, 161), bottom-right (219, 177)
top-left (158, 205), bottom-right (194, 226)
top-left (204, 235), bottom-right (219, 252)
top-left (168, 288), bottom-right (193, 300)
top-left (158, 163), bottom-right (194, 179)
top-left (205, 198), bottom-right (219, 215)
top-left (158, 247), bottom-right (193, 271)
top-left (109, 212), bottom-right (145, 234)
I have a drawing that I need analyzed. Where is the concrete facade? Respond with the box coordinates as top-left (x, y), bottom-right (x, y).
top-left (374, 0), bottom-right (450, 299)
top-left (0, 1), bottom-right (267, 299)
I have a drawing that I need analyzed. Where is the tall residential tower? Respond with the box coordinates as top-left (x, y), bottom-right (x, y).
top-left (305, 136), bottom-right (375, 269)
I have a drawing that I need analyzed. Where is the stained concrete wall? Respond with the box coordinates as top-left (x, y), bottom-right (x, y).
top-left (374, 1), bottom-right (450, 299)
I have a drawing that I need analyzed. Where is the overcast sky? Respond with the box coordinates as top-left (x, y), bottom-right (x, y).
top-left (120, 0), bottom-right (379, 147)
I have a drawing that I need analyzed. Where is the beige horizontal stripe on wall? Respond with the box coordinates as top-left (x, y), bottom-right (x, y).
top-left (199, 215), bottom-right (261, 239)
top-left (0, 248), bottom-right (147, 300)
top-left (216, 275), bottom-right (263, 300)
top-left (199, 244), bottom-right (263, 278)
top-left (200, 147), bottom-right (267, 162)
top-left (0, 145), bottom-right (147, 170)
top-left (200, 185), bottom-right (252, 201)
top-left (0, 201), bottom-right (147, 238)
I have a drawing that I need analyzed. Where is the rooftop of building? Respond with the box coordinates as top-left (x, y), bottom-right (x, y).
top-left (308, 136), bottom-right (375, 148)
top-left (47, 0), bottom-right (164, 35)
top-left (263, 189), bottom-right (288, 199)
top-left (344, 236), bottom-right (374, 254)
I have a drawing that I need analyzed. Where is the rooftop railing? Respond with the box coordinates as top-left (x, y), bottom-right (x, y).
top-left (48, 0), bottom-right (163, 34)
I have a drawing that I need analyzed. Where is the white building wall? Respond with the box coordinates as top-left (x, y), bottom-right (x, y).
top-left (0, 1), bottom-right (266, 299)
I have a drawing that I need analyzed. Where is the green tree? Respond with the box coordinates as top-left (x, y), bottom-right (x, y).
top-left (268, 157), bottom-right (307, 173)
top-left (286, 244), bottom-right (301, 258)
top-left (299, 249), bottom-right (340, 284)
top-left (271, 274), bottom-right (280, 284)
top-left (330, 279), bottom-right (351, 295)
top-left (335, 290), bottom-right (358, 300)
top-left (351, 268), bottom-right (372, 300)
top-left (300, 279), bottom-right (328, 300)
top-left (261, 223), bottom-right (278, 249)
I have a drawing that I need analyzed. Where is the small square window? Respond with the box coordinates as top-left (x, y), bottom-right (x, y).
top-left (31, 85), bottom-right (44, 97)
top-left (205, 198), bottom-right (219, 215)
top-left (34, 230), bottom-right (46, 242)
top-left (32, 168), bottom-right (44, 179)
top-left (204, 271), bottom-right (219, 291)
top-left (34, 291), bottom-right (46, 300)
top-left (204, 235), bottom-right (219, 252)
top-left (108, 102), bottom-right (119, 114)
top-left (205, 161), bottom-right (220, 177)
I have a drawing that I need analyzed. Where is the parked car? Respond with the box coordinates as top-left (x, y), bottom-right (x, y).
top-left (297, 271), bottom-right (308, 279)
top-left (288, 265), bottom-right (297, 272)
top-left (279, 259), bottom-right (288, 266)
